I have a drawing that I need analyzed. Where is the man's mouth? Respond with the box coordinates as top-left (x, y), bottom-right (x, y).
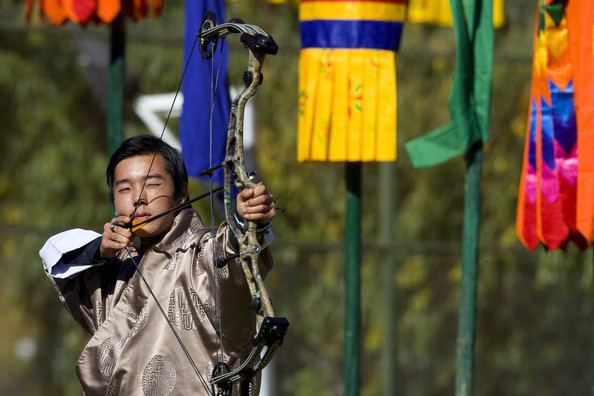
top-left (132, 213), bottom-right (151, 220)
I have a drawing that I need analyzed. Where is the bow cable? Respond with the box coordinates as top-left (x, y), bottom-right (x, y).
top-left (206, 20), bottom-right (228, 383)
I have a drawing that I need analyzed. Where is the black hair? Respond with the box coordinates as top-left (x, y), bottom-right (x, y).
top-left (106, 135), bottom-right (188, 204)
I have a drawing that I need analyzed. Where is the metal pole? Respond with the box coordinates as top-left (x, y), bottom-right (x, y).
top-left (107, 14), bottom-right (125, 156)
top-left (455, 143), bottom-right (483, 396)
top-left (345, 161), bottom-right (362, 396)
top-left (379, 162), bottom-right (397, 395)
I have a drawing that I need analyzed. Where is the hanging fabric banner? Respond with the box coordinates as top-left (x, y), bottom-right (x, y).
top-left (297, 0), bottom-right (407, 162)
top-left (180, 0), bottom-right (230, 184)
top-left (568, 0), bottom-right (594, 244)
top-left (405, 0), bottom-right (494, 168)
top-left (516, 0), bottom-right (593, 251)
top-left (407, 0), bottom-right (505, 28)
top-left (25, 0), bottom-right (163, 24)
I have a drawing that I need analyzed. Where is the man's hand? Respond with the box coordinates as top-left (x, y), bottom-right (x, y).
top-left (100, 216), bottom-right (134, 259)
top-left (236, 184), bottom-right (276, 224)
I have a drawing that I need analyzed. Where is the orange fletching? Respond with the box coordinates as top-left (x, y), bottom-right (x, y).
top-left (130, 219), bottom-right (145, 233)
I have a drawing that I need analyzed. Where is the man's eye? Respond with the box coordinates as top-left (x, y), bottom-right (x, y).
top-left (147, 183), bottom-right (162, 188)
top-left (118, 187), bottom-right (131, 193)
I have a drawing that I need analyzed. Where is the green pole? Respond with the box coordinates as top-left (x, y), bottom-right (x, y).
top-left (345, 161), bottom-right (362, 396)
top-left (455, 143), bottom-right (483, 396)
top-left (107, 14), bottom-right (125, 156)
top-left (379, 162), bottom-right (397, 395)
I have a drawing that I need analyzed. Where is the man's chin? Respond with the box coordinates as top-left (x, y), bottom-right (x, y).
top-left (134, 217), bottom-right (175, 243)
top-left (135, 221), bottom-right (174, 243)
top-left (134, 227), bottom-right (163, 240)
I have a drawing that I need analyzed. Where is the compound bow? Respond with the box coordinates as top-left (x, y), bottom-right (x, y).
top-left (197, 14), bottom-right (289, 395)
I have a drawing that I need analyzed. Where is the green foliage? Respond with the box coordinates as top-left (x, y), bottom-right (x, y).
top-left (0, 18), bottom-right (108, 396)
top-left (0, 0), bottom-right (592, 395)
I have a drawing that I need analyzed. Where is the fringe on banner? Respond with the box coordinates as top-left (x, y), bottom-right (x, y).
top-left (516, 0), bottom-right (592, 251)
top-left (298, 0), bottom-right (406, 162)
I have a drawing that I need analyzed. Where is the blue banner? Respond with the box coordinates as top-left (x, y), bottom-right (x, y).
top-left (300, 20), bottom-right (404, 51)
top-left (180, 0), bottom-right (229, 184)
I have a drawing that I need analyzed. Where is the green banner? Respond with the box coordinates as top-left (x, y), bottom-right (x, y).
top-left (405, 0), bottom-right (493, 167)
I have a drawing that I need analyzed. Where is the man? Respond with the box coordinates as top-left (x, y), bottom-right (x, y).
top-left (39, 135), bottom-right (276, 395)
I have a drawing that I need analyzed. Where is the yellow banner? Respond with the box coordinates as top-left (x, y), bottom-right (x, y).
top-left (300, 2), bottom-right (407, 22)
top-left (408, 0), bottom-right (505, 28)
top-left (298, 49), bottom-right (397, 162)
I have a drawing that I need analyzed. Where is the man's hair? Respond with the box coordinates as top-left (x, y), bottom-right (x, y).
top-left (106, 135), bottom-right (188, 204)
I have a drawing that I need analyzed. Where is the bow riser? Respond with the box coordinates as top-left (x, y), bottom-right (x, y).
top-left (223, 48), bottom-right (276, 320)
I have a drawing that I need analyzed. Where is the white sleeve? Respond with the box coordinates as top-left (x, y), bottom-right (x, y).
top-left (39, 229), bottom-right (102, 279)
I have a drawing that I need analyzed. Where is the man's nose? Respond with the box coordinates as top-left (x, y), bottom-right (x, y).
top-left (134, 199), bottom-right (147, 208)
top-left (133, 191), bottom-right (148, 208)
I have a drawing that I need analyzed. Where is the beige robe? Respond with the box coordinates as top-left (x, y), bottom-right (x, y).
top-left (50, 208), bottom-right (272, 396)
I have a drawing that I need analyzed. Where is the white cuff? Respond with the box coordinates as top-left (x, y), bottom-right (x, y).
top-left (39, 229), bottom-right (102, 279)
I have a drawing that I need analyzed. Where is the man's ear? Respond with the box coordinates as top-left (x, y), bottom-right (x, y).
top-left (178, 182), bottom-right (189, 203)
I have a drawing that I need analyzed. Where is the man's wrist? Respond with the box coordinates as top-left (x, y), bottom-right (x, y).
top-left (233, 211), bottom-right (271, 233)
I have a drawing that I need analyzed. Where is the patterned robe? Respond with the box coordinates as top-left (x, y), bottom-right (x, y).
top-left (44, 208), bottom-right (272, 396)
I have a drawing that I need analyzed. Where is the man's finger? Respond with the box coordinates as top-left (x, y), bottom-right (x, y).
top-left (243, 204), bottom-right (269, 214)
top-left (110, 241), bottom-right (127, 251)
top-left (247, 193), bottom-right (274, 207)
top-left (253, 184), bottom-right (267, 195)
top-left (239, 188), bottom-right (255, 200)
top-left (111, 233), bottom-right (132, 245)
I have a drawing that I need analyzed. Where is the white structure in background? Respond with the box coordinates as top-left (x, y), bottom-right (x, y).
top-left (133, 87), bottom-right (255, 151)
top-left (133, 92), bottom-right (183, 149)
top-left (133, 90), bottom-right (272, 394)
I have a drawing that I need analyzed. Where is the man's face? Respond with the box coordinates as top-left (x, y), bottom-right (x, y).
top-left (112, 154), bottom-right (185, 239)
